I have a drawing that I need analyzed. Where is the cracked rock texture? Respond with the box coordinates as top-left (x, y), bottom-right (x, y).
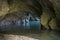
top-left (0, 0), bottom-right (60, 31)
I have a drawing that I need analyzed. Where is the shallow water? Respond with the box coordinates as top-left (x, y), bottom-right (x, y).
top-left (0, 21), bottom-right (60, 40)
top-left (0, 21), bottom-right (41, 32)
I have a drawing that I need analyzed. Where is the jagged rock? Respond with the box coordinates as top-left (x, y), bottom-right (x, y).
top-left (40, 0), bottom-right (60, 30)
top-left (0, 0), bottom-right (9, 16)
top-left (0, 0), bottom-right (60, 30)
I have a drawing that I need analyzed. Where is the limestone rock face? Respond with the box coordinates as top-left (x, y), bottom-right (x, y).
top-left (40, 0), bottom-right (60, 30)
top-left (0, 0), bottom-right (60, 30)
top-left (0, 0), bottom-right (9, 16)
top-left (50, 0), bottom-right (60, 19)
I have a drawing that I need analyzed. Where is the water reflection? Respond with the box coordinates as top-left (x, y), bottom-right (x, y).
top-left (15, 20), bottom-right (21, 26)
top-left (0, 13), bottom-right (41, 31)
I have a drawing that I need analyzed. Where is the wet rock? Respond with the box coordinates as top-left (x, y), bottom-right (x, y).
top-left (0, 0), bottom-right (9, 16)
top-left (15, 20), bottom-right (21, 26)
top-left (40, 0), bottom-right (60, 30)
top-left (0, 0), bottom-right (60, 31)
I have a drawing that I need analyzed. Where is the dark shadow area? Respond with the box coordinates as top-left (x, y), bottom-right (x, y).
top-left (0, 0), bottom-right (60, 40)
top-left (0, 30), bottom-right (60, 40)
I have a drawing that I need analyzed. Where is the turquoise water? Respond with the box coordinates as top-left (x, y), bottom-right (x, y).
top-left (0, 21), bottom-right (41, 31)
top-left (30, 21), bottom-right (41, 30)
top-left (0, 21), bottom-right (60, 40)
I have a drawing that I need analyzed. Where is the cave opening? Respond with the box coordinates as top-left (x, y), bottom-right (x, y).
top-left (0, 11), bottom-right (41, 33)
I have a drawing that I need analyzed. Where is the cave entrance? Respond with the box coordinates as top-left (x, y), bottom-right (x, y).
top-left (21, 12), bottom-right (41, 31)
top-left (0, 12), bottom-right (41, 32)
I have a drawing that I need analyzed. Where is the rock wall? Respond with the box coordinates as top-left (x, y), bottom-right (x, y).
top-left (0, 0), bottom-right (9, 16)
top-left (40, 0), bottom-right (60, 30)
top-left (0, 0), bottom-right (60, 30)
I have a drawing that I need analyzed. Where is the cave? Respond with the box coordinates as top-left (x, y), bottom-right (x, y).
top-left (0, 0), bottom-right (60, 40)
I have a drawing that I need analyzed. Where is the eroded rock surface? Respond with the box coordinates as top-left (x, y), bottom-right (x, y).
top-left (0, 0), bottom-right (60, 30)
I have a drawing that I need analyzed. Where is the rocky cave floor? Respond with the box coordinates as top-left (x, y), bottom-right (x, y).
top-left (0, 29), bottom-right (60, 40)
